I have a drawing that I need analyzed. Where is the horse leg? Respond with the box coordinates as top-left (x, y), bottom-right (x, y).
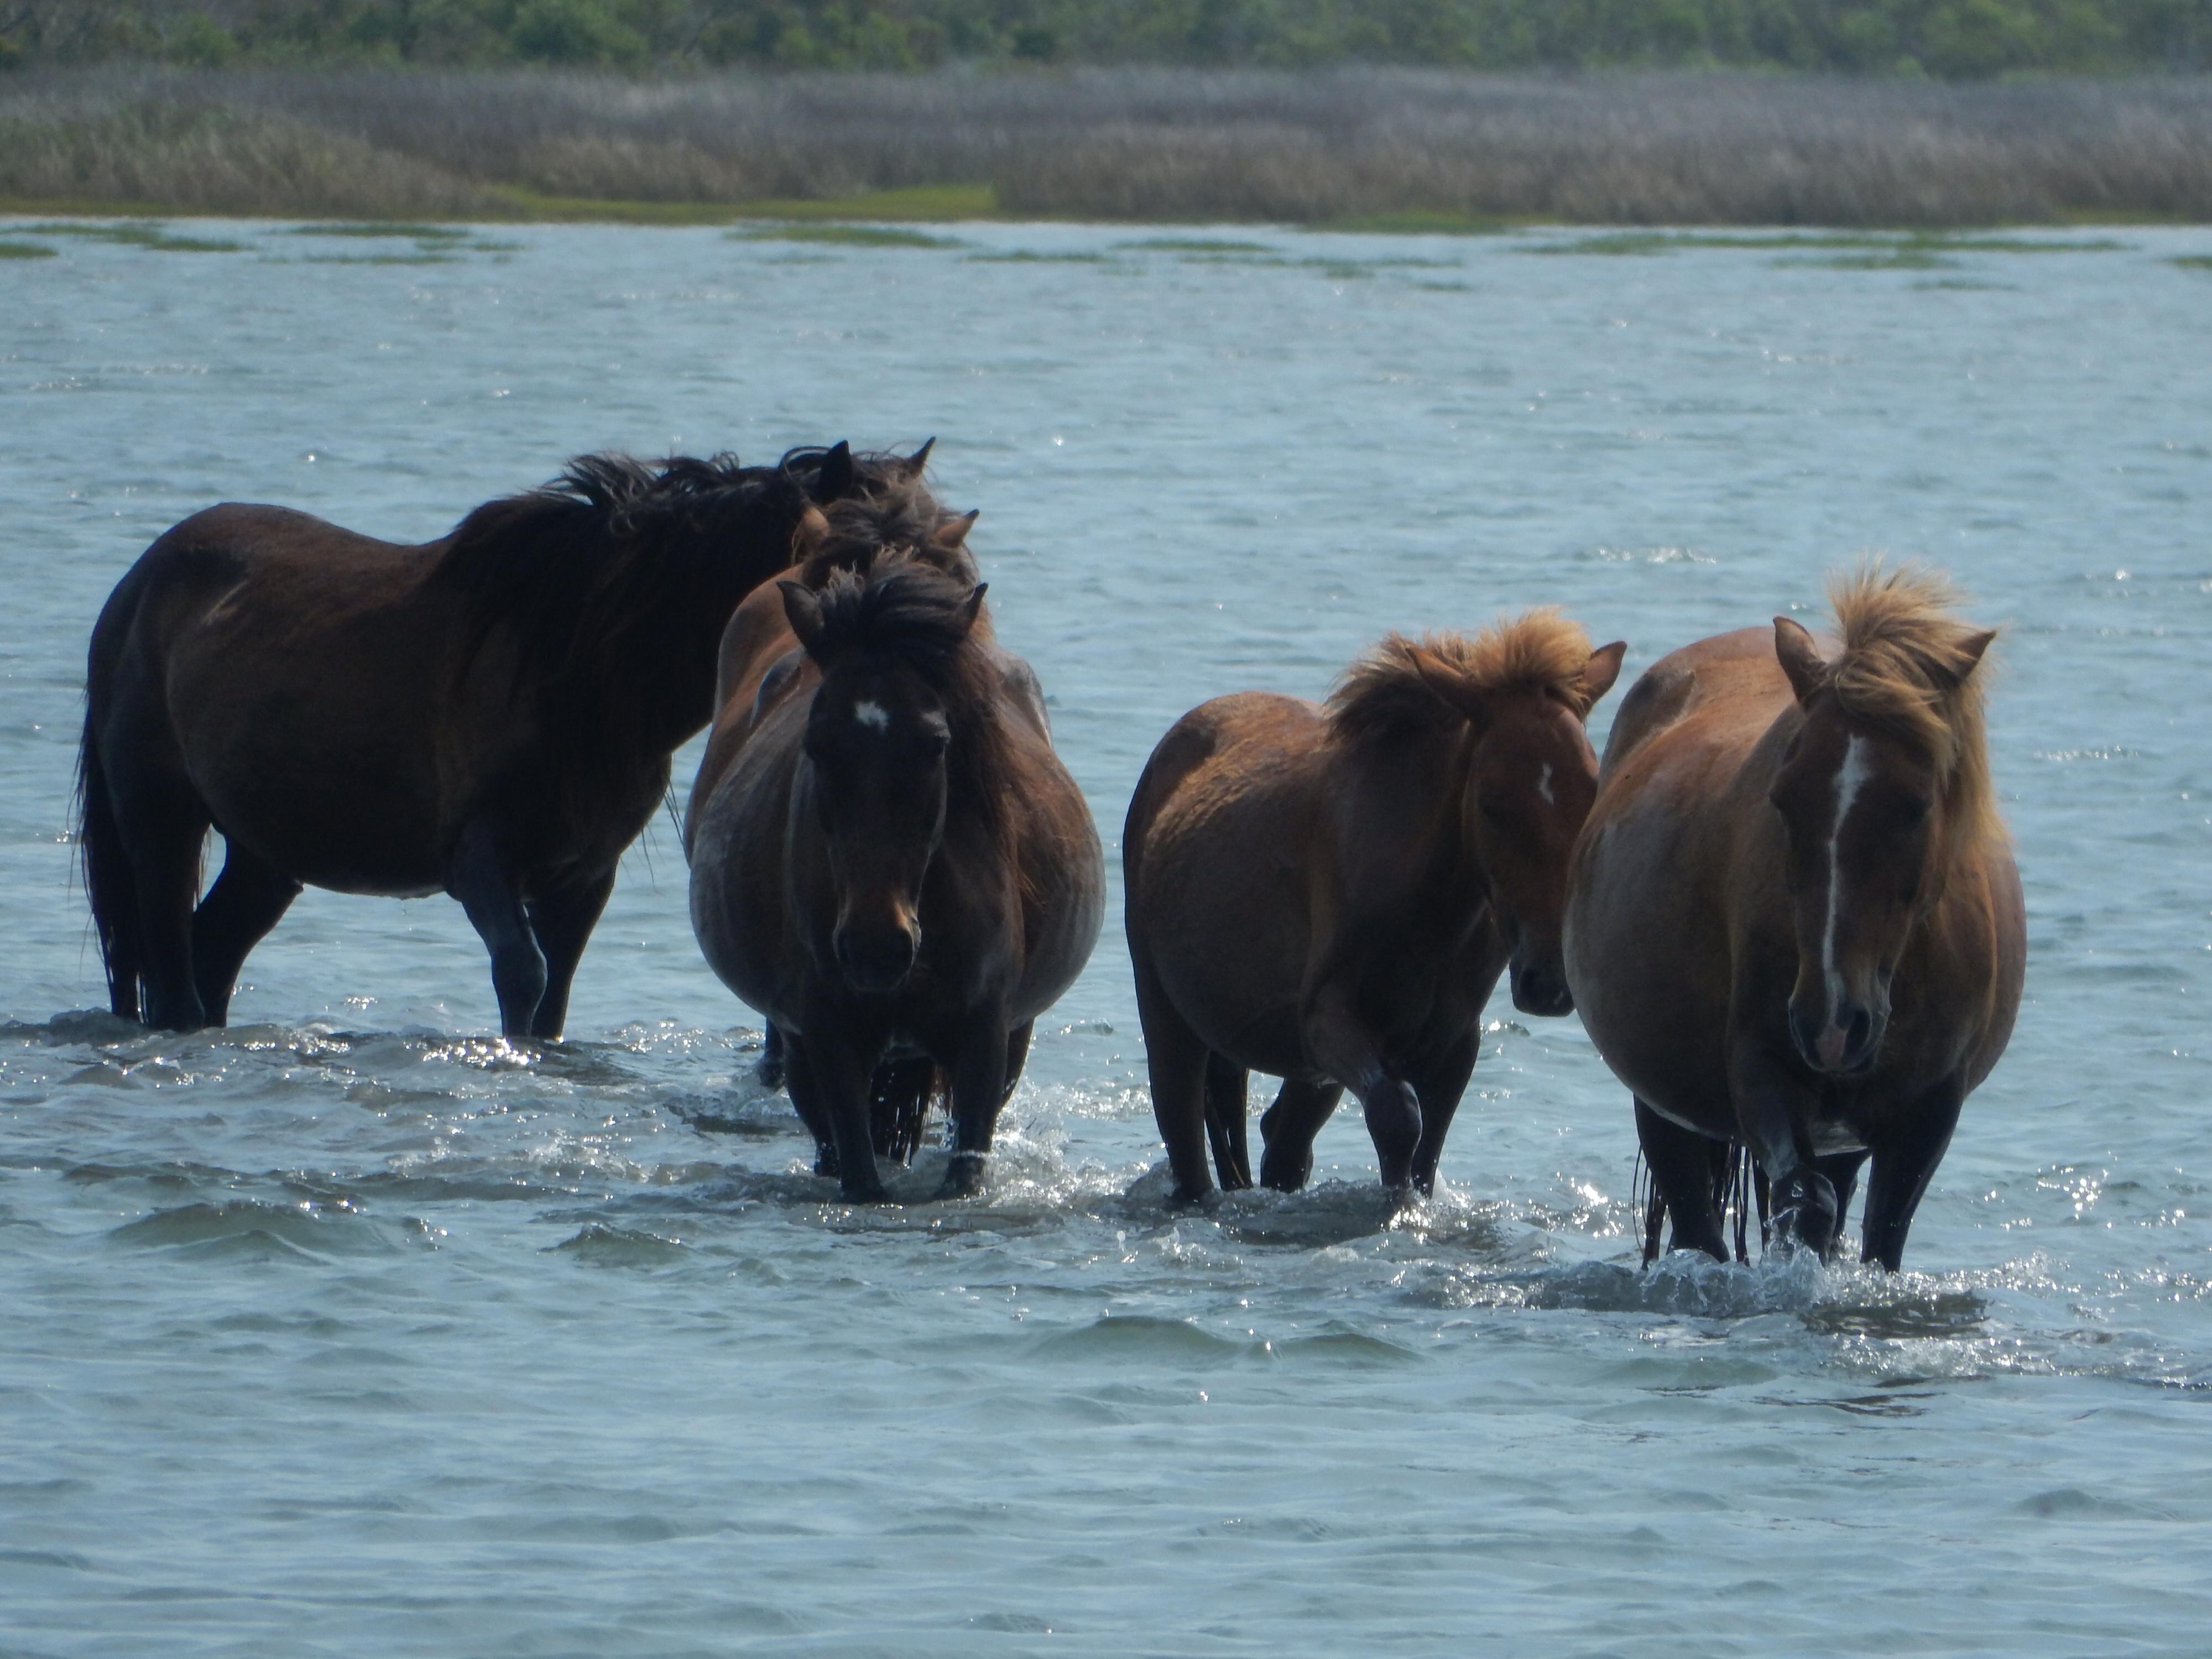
top-left (190, 838), bottom-right (301, 1026)
top-left (523, 866), bottom-right (617, 1041)
top-left (1303, 982), bottom-right (1420, 1188)
top-left (940, 1012), bottom-right (1012, 1199)
top-left (1634, 1098), bottom-right (1729, 1263)
top-left (1406, 1034), bottom-right (1479, 1197)
top-left (1730, 1045), bottom-right (1836, 1259)
top-left (1203, 1053), bottom-right (1253, 1190)
top-left (759, 1024), bottom-right (787, 1089)
top-left (1256, 1077), bottom-right (1344, 1192)
top-left (774, 1030), bottom-right (839, 1177)
top-left (1860, 1080), bottom-right (1965, 1272)
top-left (446, 820), bottom-right (546, 1040)
top-left (1815, 1150), bottom-right (1871, 1262)
top-left (1000, 1019), bottom-right (1032, 1106)
top-left (787, 1026), bottom-right (889, 1202)
top-left (1132, 951), bottom-right (1213, 1202)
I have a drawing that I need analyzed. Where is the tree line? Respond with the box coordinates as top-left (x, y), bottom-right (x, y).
top-left (4, 0), bottom-right (2209, 78)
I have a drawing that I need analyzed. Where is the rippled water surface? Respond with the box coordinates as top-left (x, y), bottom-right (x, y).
top-left (5, 217), bottom-right (2212, 1655)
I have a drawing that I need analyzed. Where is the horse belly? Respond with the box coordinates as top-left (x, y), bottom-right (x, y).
top-left (1564, 798), bottom-right (1735, 1132)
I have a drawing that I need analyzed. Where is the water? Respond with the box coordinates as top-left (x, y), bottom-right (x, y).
top-left (4, 216), bottom-right (2211, 1655)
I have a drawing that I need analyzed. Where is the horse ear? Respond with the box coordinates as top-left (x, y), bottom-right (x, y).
top-left (1578, 640), bottom-right (1627, 711)
top-left (931, 509), bottom-right (978, 552)
top-left (958, 583), bottom-right (988, 634)
top-left (812, 441), bottom-right (855, 504)
top-left (900, 437), bottom-right (935, 479)
top-left (1931, 627), bottom-right (1997, 690)
top-left (793, 503), bottom-right (830, 555)
top-left (780, 580), bottom-right (826, 653)
top-left (1773, 617), bottom-right (1830, 705)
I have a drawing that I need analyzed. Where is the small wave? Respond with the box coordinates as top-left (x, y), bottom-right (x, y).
top-left (107, 1198), bottom-right (389, 1258)
top-left (549, 1223), bottom-right (691, 1266)
top-left (1032, 1314), bottom-right (1248, 1363)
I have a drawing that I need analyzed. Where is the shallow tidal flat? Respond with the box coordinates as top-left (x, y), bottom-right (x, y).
top-left (3, 218), bottom-right (2211, 1652)
top-left (4, 64), bottom-right (2212, 227)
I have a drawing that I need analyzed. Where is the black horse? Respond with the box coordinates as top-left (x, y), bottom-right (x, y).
top-left (77, 443), bottom-right (885, 1037)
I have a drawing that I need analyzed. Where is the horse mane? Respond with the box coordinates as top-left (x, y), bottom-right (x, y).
top-left (791, 456), bottom-right (980, 592)
top-left (1328, 608), bottom-right (1599, 744)
top-left (806, 555), bottom-right (1019, 858)
top-left (1827, 561), bottom-right (2002, 855)
top-left (428, 450), bottom-right (800, 717)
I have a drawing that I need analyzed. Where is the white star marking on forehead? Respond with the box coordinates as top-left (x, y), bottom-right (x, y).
top-left (852, 700), bottom-right (890, 731)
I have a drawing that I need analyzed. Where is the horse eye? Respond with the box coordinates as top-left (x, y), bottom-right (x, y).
top-left (1898, 795), bottom-right (1931, 826)
top-left (924, 731), bottom-right (950, 758)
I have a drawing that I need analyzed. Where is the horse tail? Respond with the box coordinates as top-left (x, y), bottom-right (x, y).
top-left (77, 703), bottom-right (142, 1021)
top-left (870, 1055), bottom-right (944, 1167)
top-left (1201, 1054), bottom-right (1251, 1188)
top-left (1635, 1150), bottom-right (1665, 1267)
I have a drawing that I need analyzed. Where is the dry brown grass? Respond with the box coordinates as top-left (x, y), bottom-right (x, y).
top-left (4, 64), bottom-right (2210, 225)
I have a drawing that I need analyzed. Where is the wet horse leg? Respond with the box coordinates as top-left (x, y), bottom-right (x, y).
top-left (774, 1029), bottom-right (840, 1177)
top-left (1256, 1076), bottom-right (1344, 1192)
top-left (1132, 951), bottom-right (1214, 1202)
top-left (524, 866), bottom-right (618, 1041)
top-left (787, 1024), bottom-right (889, 1202)
top-left (1634, 1098), bottom-right (1729, 1262)
top-left (1729, 1042), bottom-right (1837, 1258)
top-left (1303, 982), bottom-right (1421, 1188)
top-left (1203, 1053), bottom-right (1253, 1190)
top-left (1815, 1150), bottom-right (1870, 1260)
top-left (941, 1010), bottom-right (1011, 1199)
top-left (1860, 1079), bottom-right (1964, 1272)
top-left (1406, 1034), bottom-right (1479, 1197)
top-left (446, 819), bottom-right (546, 1040)
top-left (190, 838), bottom-right (301, 1025)
top-left (1000, 1020), bottom-right (1032, 1105)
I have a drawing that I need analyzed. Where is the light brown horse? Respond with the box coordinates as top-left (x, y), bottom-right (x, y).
top-left (1563, 565), bottom-right (2024, 1270)
top-left (687, 549), bottom-right (1103, 1202)
top-left (77, 446), bottom-right (865, 1037)
top-left (1125, 612), bottom-right (1626, 1202)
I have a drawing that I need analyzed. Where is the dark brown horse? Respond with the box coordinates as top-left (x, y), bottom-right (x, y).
top-left (1124, 612), bottom-right (1625, 1202)
top-left (1563, 565), bottom-right (2024, 1270)
top-left (686, 552), bottom-right (1103, 1201)
top-left (77, 444), bottom-right (872, 1038)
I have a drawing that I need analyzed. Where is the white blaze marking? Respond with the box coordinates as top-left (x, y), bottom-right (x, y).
top-left (852, 700), bottom-right (889, 731)
top-left (1822, 735), bottom-right (1872, 1017)
top-left (1537, 763), bottom-right (1555, 806)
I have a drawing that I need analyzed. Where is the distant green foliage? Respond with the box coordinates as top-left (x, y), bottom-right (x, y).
top-left (6, 0), bottom-right (2210, 74)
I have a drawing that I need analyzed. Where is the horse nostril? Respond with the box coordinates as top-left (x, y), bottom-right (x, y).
top-left (1845, 1006), bottom-right (1873, 1059)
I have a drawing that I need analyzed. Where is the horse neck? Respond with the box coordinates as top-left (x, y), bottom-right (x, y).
top-left (568, 517), bottom-right (796, 758)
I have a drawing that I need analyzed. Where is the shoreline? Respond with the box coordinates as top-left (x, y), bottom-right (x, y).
top-left (5, 66), bottom-right (2211, 228)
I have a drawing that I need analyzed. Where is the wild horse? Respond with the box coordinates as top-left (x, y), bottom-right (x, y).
top-left (1563, 565), bottom-right (2024, 1270)
top-left (77, 444), bottom-right (874, 1037)
top-left (687, 544), bottom-right (1103, 1202)
top-left (1124, 611), bottom-right (1625, 1201)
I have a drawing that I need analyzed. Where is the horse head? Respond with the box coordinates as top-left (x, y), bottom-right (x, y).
top-left (780, 560), bottom-right (989, 995)
top-left (1459, 641), bottom-right (1625, 1016)
top-left (1768, 575), bottom-right (1996, 1075)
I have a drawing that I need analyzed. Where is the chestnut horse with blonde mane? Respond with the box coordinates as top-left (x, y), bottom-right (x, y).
top-left (1563, 565), bottom-right (2023, 1270)
top-left (1125, 611), bottom-right (1625, 1202)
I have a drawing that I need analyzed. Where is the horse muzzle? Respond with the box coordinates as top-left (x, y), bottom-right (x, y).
top-left (1510, 959), bottom-right (1575, 1019)
top-left (1788, 999), bottom-right (1885, 1076)
top-left (833, 920), bottom-right (920, 994)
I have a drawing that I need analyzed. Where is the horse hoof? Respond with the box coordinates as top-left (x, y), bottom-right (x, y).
top-left (938, 1151), bottom-right (987, 1199)
top-left (1771, 1170), bottom-right (1839, 1258)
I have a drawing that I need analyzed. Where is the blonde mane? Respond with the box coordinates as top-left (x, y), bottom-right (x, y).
top-left (1827, 561), bottom-right (2003, 854)
top-left (1328, 608), bottom-right (1598, 743)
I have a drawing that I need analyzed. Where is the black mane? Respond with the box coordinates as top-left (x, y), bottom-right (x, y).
top-left (429, 450), bottom-right (812, 741)
top-left (807, 556), bottom-right (982, 677)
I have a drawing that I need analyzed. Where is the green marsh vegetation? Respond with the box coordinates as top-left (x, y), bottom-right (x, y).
top-left (1, 61), bottom-right (2210, 226)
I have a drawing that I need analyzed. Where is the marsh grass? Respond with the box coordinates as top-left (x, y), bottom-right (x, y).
top-left (2, 65), bottom-right (2210, 227)
top-left (0, 239), bottom-right (58, 257)
top-left (735, 222), bottom-right (960, 246)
